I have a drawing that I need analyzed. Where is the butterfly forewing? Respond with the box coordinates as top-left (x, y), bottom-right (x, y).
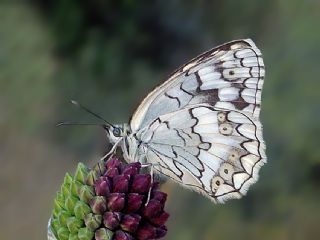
top-left (130, 39), bottom-right (264, 132)
top-left (128, 39), bottom-right (266, 203)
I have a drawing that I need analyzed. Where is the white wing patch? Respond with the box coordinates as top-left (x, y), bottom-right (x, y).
top-left (130, 39), bottom-right (265, 132)
top-left (126, 39), bottom-right (266, 203)
top-left (131, 104), bottom-right (266, 203)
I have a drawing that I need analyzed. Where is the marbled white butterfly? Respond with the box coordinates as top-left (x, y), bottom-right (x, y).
top-left (104, 39), bottom-right (266, 203)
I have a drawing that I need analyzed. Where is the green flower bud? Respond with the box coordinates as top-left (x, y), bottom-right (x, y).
top-left (90, 196), bottom-right (107, 215)
top-left (57, 210), bottom-right (72, 226)
top-left (65, 196), bottom-right (79, 214)
top-left (79, 185), bottom-right (94, 203)
top-left (84, 213), bottom-right (102, 231)
top-left (57, 227), bottom-right (70, 240)
top-left (63, 173), bottom-right (73, 186)
top-left (61, 184), bottom-right (70, 197)
top-left (70, 180), bottom-right (82, 196)
top-left (56, 191), bottom-right (65, 202)
top-left (52, 209), bottom-right (60, 219)
top-left (78, 227), bottom-right (94, 240)
top-left (74, 201), bottom-right (92, 219)
top-left (53, 198), bottom-right (64, 213)
top-left (67, 216), bottom-right (84, 234)
top-left (51, 218), bottom-right (60, 233)
top-left (86, 170), bottom-right (99, 186)
top-left (75, 163), bottom-right (89, 184)
top-left (95, 228), bottom-right (113, 240)
top-left (93, 160), bottom-right (106, 175)
top-left (69, 233), bottom-right (80, 240)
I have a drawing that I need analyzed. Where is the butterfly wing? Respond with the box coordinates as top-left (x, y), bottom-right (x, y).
top-left (134, 104), bottom-right (265, 203)
top-left (129, 39), bottom-right (266, 203)
top-left (130, 39), bottom-right (264, 132)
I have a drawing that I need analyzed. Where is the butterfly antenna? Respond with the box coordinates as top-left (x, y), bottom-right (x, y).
top-left (70, 100), bottom-right (114, 127)
top-left (56, 122), bottom-right (107, 128)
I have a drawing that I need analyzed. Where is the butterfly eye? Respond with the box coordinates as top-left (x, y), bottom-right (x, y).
top-left (219, 123), bottom-right (233, 135)
top-left (113, 127), bottom-right (121, 137)
top-left (217, 112), bottom-right (226, 122)
top-left (211, 176), bottom-right (224, 192)
top-left (219, 163), bottom-right (235, 181)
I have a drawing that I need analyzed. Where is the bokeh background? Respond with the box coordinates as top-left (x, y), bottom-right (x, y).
top-left (1, 1), bottom-right (320, 239)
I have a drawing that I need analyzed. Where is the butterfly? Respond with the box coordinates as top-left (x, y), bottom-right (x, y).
top-left (101, 39), bottom-right (266, 203)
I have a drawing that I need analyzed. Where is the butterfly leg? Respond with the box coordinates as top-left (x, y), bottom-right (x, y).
top-left (140, 162), bottom-right (154, 205)
top-left (100, 138), bottom-right (122, 161)
top-left (121, 138), bottom-right (131, 163)
top-left (141, 161), bottom-right (162, 206)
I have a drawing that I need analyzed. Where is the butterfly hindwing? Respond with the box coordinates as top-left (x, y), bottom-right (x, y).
top-left (128, 39), bottom-right (266, 203)
top-left (135, 104), bottom-right (265, 203)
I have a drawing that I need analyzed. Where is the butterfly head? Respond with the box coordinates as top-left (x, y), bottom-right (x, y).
top-left (104, 123), bottom-right (130, 144)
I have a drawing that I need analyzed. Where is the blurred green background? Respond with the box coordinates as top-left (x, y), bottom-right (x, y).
top-left (1, 0), bottom-right (320, 239)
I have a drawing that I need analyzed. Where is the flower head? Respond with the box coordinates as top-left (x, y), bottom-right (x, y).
top-left (94, 158), bottom-right (169, 240)
top-left (49, 158), bottom-right (169, 240)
